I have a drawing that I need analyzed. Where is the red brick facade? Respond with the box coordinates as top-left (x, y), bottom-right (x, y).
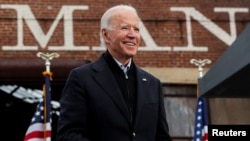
top-left (1, 0), bottom-right (249, 68)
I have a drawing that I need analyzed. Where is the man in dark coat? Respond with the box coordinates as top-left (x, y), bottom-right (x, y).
top-left (56, 4), bottom-right (172, 141)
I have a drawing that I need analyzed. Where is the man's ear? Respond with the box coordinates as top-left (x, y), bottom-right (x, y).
top-left (102, 29), bottom-right (110, 43)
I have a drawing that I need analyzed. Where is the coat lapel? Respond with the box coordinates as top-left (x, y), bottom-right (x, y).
top-left (91, 57), bottom-right (131, 123)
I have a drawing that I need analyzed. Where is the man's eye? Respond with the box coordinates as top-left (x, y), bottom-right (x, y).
top-left (134, 28), bottom-right (140, 32)
top-left (121, 27), bottom-right (129, 30)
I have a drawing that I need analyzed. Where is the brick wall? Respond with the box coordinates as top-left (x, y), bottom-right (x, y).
top-left (1, 0), bottom-right (249, 68)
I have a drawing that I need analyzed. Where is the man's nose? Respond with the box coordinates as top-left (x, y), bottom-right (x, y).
top-left (127, 29), bottom-right (137, 37)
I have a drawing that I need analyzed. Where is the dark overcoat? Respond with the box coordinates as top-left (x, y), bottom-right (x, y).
top-left (56, 54), bottom-right (171, 141)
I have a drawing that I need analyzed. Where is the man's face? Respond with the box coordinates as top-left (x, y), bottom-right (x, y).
top-left (103, 10), bottom-right (141, 61)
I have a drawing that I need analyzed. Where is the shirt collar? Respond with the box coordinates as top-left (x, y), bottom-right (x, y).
top-left (113, 57), bottom-right (132, 73)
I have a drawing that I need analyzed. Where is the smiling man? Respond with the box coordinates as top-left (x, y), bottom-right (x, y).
top-left (56, 4), bottom-right (172, 141)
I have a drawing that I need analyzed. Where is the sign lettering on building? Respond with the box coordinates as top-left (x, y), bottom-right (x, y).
top-left (0, 4), bottom-right (249, 51)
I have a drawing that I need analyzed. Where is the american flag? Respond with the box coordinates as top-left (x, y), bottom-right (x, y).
top-left (193, 97), bottom-right (208, 141)
top-left (24, 72), bottom-right (52, 141)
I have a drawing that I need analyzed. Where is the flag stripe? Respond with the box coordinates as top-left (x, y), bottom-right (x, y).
top-left (24, 130), bottom-right (51, 140)
top-left (24, 137), bottom-right (51, 141)
top-left (25, 123), bottom-right (51, 134)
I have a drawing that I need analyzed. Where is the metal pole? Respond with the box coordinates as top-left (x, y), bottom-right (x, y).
top-left (36, 52), bottom-right (60, 140)
top-left (190, 59), bottom-right (212, 78)
top-left (37, 52), bottom-right (60, 72)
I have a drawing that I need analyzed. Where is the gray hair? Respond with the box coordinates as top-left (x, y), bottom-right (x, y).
top-left (99, 4), bottom-right (139, 47)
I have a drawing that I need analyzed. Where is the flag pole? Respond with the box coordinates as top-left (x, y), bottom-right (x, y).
top-left (190, 59), bottom-right (211, 97)
top-left (190, 59), bottom-right (211, 141)
top-left (37, 52), bottom-right (60, 72)
top-left (37, 52), bottom-right (60, 141)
